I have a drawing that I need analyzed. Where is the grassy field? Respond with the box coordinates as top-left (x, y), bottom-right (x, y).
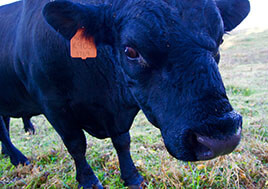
top-left (0, 29), bottom-right (267, 188)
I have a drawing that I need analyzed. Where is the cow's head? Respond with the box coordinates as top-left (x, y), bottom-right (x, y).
top-left (43, 0), bottom-right (250, 161)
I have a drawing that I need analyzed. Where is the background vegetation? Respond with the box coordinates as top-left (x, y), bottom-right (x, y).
top-left (0, 29), bottom-right (267, 188)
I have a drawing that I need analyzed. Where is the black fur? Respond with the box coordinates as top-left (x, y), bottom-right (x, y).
top-left (0, 0), bottom-right (249, 187)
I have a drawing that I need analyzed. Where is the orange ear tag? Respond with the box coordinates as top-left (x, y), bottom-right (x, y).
top-left (70, 28), bottom-right (97, 59)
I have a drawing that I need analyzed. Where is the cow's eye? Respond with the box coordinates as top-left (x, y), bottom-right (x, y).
top-left (124, 47), bottom-right (148, 67)
top-left (125, 47), bottom-right (139, 60)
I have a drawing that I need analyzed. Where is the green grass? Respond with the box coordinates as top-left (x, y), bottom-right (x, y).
top-left (1, 29), bottom-right (268, 188)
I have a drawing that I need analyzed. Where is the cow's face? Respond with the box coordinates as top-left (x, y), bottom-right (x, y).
top-left (43, 0), bottom-right (250, 161)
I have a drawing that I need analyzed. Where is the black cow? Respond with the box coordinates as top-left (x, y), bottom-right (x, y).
top-left (0, 0), bottom-right (249, 188)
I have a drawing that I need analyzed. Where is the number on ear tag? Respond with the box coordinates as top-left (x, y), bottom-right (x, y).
top-left (70, 28), bottom-right (97, 59)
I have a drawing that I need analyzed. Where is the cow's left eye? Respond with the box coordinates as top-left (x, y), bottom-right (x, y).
top-left (125, 47), bottom-right (139, 60)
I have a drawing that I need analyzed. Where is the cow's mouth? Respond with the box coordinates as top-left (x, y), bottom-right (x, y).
top-left (189, 127), bottom-right (242, 160)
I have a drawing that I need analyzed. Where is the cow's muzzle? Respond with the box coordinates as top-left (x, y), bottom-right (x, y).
top-left (193, 111), bottom-right (242, 160)
top-left (194, 126), bottom-right (241, 160)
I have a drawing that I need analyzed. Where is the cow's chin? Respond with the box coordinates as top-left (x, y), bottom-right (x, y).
top-left (161, 130), bottom-right (198, 161)
top-left (162, 133), bottom-right (218, 162)
top-left (164, 145), bottom-right (198, 162)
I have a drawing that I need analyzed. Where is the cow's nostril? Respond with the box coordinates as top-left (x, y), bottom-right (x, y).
top-left (195, 142), bottom-right (214, 160)
top-left (189, 133), bottom-right (215, 160)
top-left (194, 127), bottom-right (242, 160)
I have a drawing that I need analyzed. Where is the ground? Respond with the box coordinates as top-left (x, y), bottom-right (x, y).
top-left (0, 29), bottom-right (267, 188)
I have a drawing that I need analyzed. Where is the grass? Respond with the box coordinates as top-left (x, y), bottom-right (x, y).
top-left (1, 29), bottom-right (268, 188)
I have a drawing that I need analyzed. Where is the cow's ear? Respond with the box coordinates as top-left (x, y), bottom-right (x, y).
top-left (43, 1), bottom-right (114, 44)
top-left (216, 0), bottom-right (250, 32)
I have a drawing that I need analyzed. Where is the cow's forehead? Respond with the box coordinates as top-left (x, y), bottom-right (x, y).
top-left (118, 0), bottom-right (223, 32)
top-left (118, 0), bottom-right (223, 51)
top-left (177, 0), bottom-right (224, 42)
top-left (114, 0), bottom-right (222, 27)
top-left (164, 0), bottom-right (211, 9)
